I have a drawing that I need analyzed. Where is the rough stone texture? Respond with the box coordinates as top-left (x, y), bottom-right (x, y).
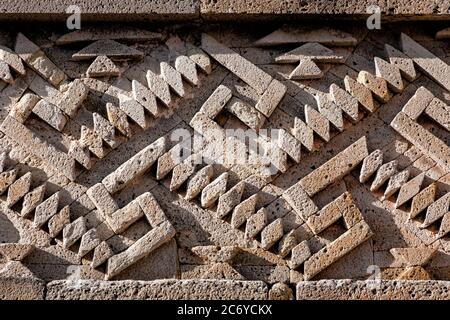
top-left (47, 279), bottom-right (268, 300)
top-left (297, 280), bottom-right (450, 300)
top-left (1, 16), bottom-right (450, 300)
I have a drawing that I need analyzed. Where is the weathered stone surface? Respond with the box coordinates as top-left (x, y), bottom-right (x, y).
top-left (201, 172), bottom-right (228, 208)
top-left (297, 280), bottom-right (450, 300)
top-left (276, 43), bottom-right (345, 64)
top-left (391, 112), bottom-right (450, 172)
top-left (102, 137), bottom-right (166, 194)
top-left (401, 33), bottom-right (450, 92)
top-left (289, 59), bottom-right (323, 80)
top-left (370, 160), bottom-right (398, 192)
top-left (217, 181), bottom-right (245, 218)
top-left (255, 27), bottom-right (357, 47)
top-left (32, 99), bottom-right (67, 131)
top-left (424, 98), bottom-right (450, 132)
top-left (202, 33), bottom-right (272, 95)
top-left (73, 40), bottom-right (144, 61)
top-left (304, 221), bottom-right (373, 280)
top-left (385, 43), bottom-right (417, 82)
top-left (344, 76), bottom-right (375, 113)
top-left (402, 86), bottom-right (434, 120)
top-left (299, 137), bottom-right (368, 196)
top-left (9, 93), bottom-right (40, 123)
top-left (47, 279), bottom-right (268, 300)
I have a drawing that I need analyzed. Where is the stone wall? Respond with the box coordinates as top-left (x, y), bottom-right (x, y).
top-left (0, 2), bottom-right (450, 301)
top-left (0, 0), bottom-right (448, 21)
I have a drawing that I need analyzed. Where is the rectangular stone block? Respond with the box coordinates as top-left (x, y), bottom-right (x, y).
top-left (299, 137), bottom-right (369, 196)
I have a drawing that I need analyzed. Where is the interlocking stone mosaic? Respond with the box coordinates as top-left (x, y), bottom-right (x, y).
top-left (0, 20), bottom-right (450, 300)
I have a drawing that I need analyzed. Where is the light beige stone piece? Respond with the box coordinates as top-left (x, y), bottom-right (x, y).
top-left (231, 194), bottom-right (258, 229)
top-left (201, 33), bottom-right (272, 95)
top-left (436, 27), bottom-right (450, 39)
top-left (0, 169), bottom-right (18, 195)
top-left (160, 62), bottom-right (185, 97)
top-left (87, 55), bottom-right (120, 77)
top-left (6, 171), bottom-right (31, 208)
top-left (254, 27), bottom-right (358, 47)
top-left (316, 94), bottom-right (343, 132)
top-left (299, 137), bottom-right (369, 196)
top-left (102, 136), bottom-right (166, 194)
top-left (282, 183), bottom-right (318, 221)
top-left (278, 230), bottom-right (299, 258)
top-left (132, 79), bottom-right (160, 117)
top-left (374, 57), bottom-right (404, 93)
top-left (48, 206), bottom-right (70, 238)
top-left (334, 192), bottom-right (363, 229)
top-left (385, 43), bottom-right (417, 82)
top-left (68, 140), bottom-right (92, 170)
top-left (106, 220), bottom-right (176, 279)
top-left (438, 212), bottom-right (450, 238)
top-left (384, 170), bottom-right (410, 200)
top-left (275, 42), bottom-right (345, 64)
top-left (146, 69), bottom-right (172, 107)
top-left (91, 241), bottom-right (114, 268)
top-left (360, 149), bottom-right (383, 183)
top-left (410, 183), bottom-right (436, 219)
top-left (288, 241), bottom-right (311, 269)
top-left (80, 125), bottom-right (106, 159)
top-left (0, 244), bottom-right (33, 261)
top-left (33, 192), bottom-right (60, 228)
top-left (289, 59), bottom-right (323, 80)
top-left (0, 61), bottom-right (13, 83)
top-left (391, 112), bottom-right (450, 172)
top-left (93, 113), bottom-right (118, 149)
top-left (59, 79), bottom-right (89, 118)
top-left (401, 86), bottom-right (435, 120)
top-left (72, 40), bottom-right (144, 61)
top-left (21, 184), bottom-right (46, 217)
top-left (156, 144), bottom-right (185, 180)
top-left (78, 228), bottom-right (101, 258)
top-left (170, 154), bottom-right (199, 191)
top-left (370, 160), bottom-right (398, 192)
top-left (108, 201), bottom-right (144, 234)
top-left (304, 105), bottom-right (329, 142)
top-left (217, 181), bottom-right (245, 218)
top-left (390, 247), bottom-right (437, 267)
top-left (226, 97), bottom-right (266, 131)
top-left (255, 78), bottom-right (286, 118)
top-left (56, 27), bottom-right (162, 45)
top-left (9, 93), bottom-right (40, 123)
top-left (422, 192), bottom-right (450, 228)
top-left (87, 183), bottom-right (119, 219)
top-left (292, 117), bottom-right (314, 151)
top-left (306, 201), bottom-right (341, 235)
top-left (63, 216), bottom-right (87, 249)
top-left (199, 84), bottom-right (232, 119)
top-left (175, 55), bottom-right (199, 86)
top-left (187, 43), bottom-right (212, 74)
top-left (357, 71), bottom-right (391, 103)
top-left (192, 246), bottom-right (240, 263)
top-left (0, 152), bottom-right (6, 173)
top-left (330, 83), bottom-right (359, 123)
top-left (424, 98), bottom-right (450, 132)
top-left (277, 129), bottom-right (302, 163)
top-left (261, 218), bottom-right (284, 250)
top-left (106, 103), bottom-right (131, 137)
top-left (119, 94), bottom-right (148, 129)
top-left (185, 165), bottom-right (214, 201)
top-left (401, 33), bottom-right (450, 92)
top-left (0, 116), bottom-right (76, 180)
top-left (344, 76), bottom-right (375, 113)
top-left (304, 220), bottom-right (373, 280)
top-left (32, 99), bottom-right (67, 132)
top-left (189, 112), bottom-right (224, 141)
top-left (136, 192), bottom-right (167, 228)
top-left (396, 174), bottom-right (427, 211)
top-left (201, 172), bottom-right (229, 208)
top-left (14, 32), bottom-right (40, 61)
top-left (0, 45), bottom-right (25, 75)
top-left (245, 207), bottom-right (268, 240)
